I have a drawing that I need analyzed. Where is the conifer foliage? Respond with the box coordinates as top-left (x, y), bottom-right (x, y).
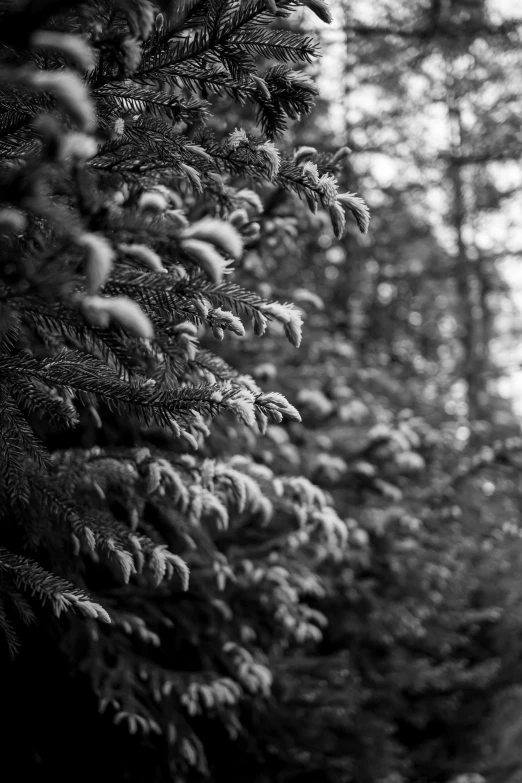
top-left (0, 0), bottom-right (368, 778)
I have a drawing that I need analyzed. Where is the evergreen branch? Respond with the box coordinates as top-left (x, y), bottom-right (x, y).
top-left (132, 48), bottom-right (251, 100)
top-left (28, 468), bottom-right (98, 550)
top-left (275, 158), bottom-right (323, 203)
top-left (0, 430), bottom-right (28, 507)
top-left (138, 28), bottom-right (210, 79)
top-left (117, 117), bottom-right (215, 171)
top-left (0, 127), bottom-right (38, 157)
top-left (20, 302), bottom-right (139, 380)
top-left (0, 384), bottom-right (35, 505)
top-left (200, 281), bottom-right (270, 320)
top-left (104, 268), bottom-right (196, 318)
top-left (0, 547), bottom-right (110, 622)
top-left (94, 84), bottom-right (210, 124)
top-left (5, 589), bottom-right (36, 627)
top-left (47, 452), bottom-right (190, 588)
top-left (118, 3), bottom-right (318, 117)
top-left (0, 85), bottom-right (55, 123)
top-left (0, 384), bottom-right (52, 469)
top-left (0, 108), bottom-right (33, 138)
top-left (9, 375), bottom-right (79, 430)
top-left (142, 1), bottom-right (292, 68)
top-left (27, 465), bottom-right (159, 582)
top-left (190, 349), bottom-right (241, 382)
top-left (256, 64), bottom-right (318, 138)
top-left (198, 133), bottom-right (283, 182)
top-left (0, 597), bottom-right (20, 659)
top-left (212, 44), bottom-right (256, 81)
top-left (0, 309), bottom-right (21, 355)
top-left (209, 0), bottom-right (296, 37)
top-left (107, 272), bottom-right (272, 338)
top-left (0, 349), bottom-right (252, 428)
top-left (108, 265), bottom-right (188, 293)
top-left (226, 28), bottom-right (318, 64)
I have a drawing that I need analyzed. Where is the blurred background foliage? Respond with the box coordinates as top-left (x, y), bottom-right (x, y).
top-left (209, 2), bottom-right (522, 781)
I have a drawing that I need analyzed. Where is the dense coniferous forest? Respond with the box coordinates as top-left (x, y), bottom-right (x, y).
top-left (2, 1), bottom-right (522, 782)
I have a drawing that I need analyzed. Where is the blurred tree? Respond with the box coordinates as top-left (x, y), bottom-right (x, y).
top-left (212, 2), bottom-right (522, 778)
top-left (335, 0), bottom-right (522, 427)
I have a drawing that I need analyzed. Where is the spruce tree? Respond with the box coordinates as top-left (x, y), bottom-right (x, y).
top-left (0, 0), bottom-right (368, 779)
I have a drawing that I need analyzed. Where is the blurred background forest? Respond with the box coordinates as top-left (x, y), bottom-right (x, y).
top-left (214, 1), bottom-right (522, 781)
top-left (4, 1), bottom-right (522, 783)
